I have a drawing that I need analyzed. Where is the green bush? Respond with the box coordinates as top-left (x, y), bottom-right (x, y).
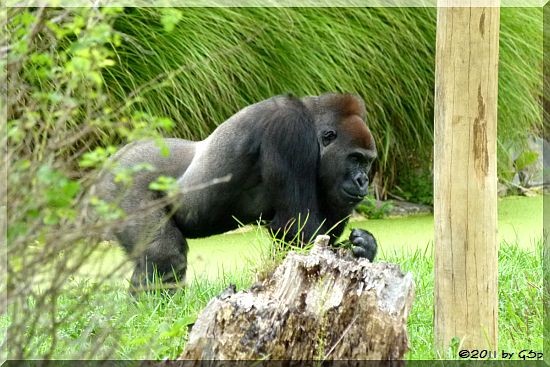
top-left (355, 195), bottom-right (393, 219)
top-left (105, 7), bottom-right (542, 199)
top-left (394, 165), bottom-right (434, 206)
top-left (5, 7), bottom-right (174, 359)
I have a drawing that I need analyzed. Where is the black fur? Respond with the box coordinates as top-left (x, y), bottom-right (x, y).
top-left (94, 93), bottom-right (378, 290)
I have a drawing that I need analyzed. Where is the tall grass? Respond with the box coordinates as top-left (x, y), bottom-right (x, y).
top-left (105, 7), bottom-right (543, 192)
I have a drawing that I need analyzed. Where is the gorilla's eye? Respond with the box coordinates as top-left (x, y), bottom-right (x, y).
top-left (348, 153), bottom-right (369, 166)
top-left (322, 130), bottom-right (337, 146)
top-left (349, 153), bottom-right (363, 163)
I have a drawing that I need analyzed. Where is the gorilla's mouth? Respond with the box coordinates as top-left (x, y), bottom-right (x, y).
top-left (341, 188), bottom-right (364, 203)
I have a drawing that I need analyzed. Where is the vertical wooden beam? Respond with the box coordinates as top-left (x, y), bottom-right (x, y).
top-left (434, 1), bottom-right (500, 353)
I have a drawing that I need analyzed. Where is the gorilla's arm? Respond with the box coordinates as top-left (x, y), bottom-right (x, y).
top-left (259, 97), bottom-right (323, 243)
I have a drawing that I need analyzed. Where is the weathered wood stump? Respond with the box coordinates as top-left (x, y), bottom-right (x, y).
top-left (180, 235), bottom-right (415, 361)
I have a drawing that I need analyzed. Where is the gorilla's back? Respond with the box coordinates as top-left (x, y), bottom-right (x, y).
top-left (95, 138), bottom-right (196, 197)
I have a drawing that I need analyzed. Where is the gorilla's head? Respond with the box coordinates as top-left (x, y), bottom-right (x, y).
top-left (303, 93), bottom-right (377, 211)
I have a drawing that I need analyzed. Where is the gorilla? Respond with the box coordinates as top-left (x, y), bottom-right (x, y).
top-left (95, 93), bottom-right (378, 290)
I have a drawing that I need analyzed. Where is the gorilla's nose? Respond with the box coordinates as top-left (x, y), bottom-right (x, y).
top-left (354, 172), bottom-right (369, 195)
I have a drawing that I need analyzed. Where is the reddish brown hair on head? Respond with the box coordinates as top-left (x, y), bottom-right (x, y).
top-left (322, 93), bottom-right (374, 151)
top-left (340, 115), bottom-right (376, 151)
top-left (325, 93), bottom-right (366, 119)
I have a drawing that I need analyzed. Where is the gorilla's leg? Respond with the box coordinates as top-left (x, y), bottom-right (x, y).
top-left (128, 217), bottom-right (188, 292)
top-left (108, 190), bottom-right (188, 292)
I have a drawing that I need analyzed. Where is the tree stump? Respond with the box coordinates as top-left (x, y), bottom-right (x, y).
top-left (180, 235), bottom-right (415, 361)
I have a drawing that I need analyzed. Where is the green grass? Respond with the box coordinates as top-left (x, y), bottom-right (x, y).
top-left (14, 273), bottom-right (254, 360)
top-left (393, 240), bottom-right (543, 360)
top-left (8, 195), bottom-right (544, 360)
top-left (14, 239), bottom-right (542, 360)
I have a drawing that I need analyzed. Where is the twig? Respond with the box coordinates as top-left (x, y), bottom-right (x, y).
top-left (323, 314), bottom-right (358, 360)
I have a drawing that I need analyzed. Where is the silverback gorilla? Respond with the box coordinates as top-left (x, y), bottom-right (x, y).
top-left (95, 93), bottom-right (378, 290)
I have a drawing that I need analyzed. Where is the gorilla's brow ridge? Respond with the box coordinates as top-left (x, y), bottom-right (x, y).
top-left (340, 115), bottom-right (376, 152)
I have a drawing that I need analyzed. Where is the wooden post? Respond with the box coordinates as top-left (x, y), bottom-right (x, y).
top-left (434, 2), bottom-right (500, 353)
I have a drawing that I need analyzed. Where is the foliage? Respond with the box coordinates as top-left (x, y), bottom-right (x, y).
top-left (7, 270), bottom-right (253, 359)
top-left (387, 240), bottom-right (543, 360)
top-left (5, 7), bottom-right (174, 359)
top-left (105, 7), bottom-right (543, 199)
top-left (513, 149), bottom-right (541, 188)
top-left (514, 150), bottom-right (539, 172)
top-left (355, 195), bottom-right (393, 219)
top-left (394, 166), bottom-right (434, 206)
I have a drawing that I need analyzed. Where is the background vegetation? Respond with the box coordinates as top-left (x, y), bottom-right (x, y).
top-left (105, 7), bottom-right (543, 201)
top-left (4, 6), bottom-right (544, 360)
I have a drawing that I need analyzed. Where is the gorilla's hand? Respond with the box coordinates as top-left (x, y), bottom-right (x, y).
top-left (349, 228), bottom-right (377, 262)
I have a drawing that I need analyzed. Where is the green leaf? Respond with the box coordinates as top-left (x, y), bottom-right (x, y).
top-left (89, 197), bottom-right (125, 220)
top-left (113, 163), bottom-right (155, 185)
top-left (43, 209), bottom-right (60, 225)
top-left (149, 176), bottom-right (178, 195)
top-left (160, 9), bottom-right (182, 33)
top-left (155, 117), bottom-right (174, 131)
top-left (79, 146), bottom-right (116, 168)
top-left (37, 166), bottom-right (81, 208)
top-left (7, 124), bottom-right (24, 143)
top-left (515, 150), bottom-right (539, 171)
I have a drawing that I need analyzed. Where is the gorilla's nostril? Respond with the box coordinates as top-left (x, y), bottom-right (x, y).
top-left (354, 173), bottom-right (368, 189)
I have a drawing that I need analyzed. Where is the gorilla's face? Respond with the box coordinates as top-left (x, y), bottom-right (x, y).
top-left (317, 113), bottom-right (376, 210)
top-left (339, 148), bottom-right (373, 202)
